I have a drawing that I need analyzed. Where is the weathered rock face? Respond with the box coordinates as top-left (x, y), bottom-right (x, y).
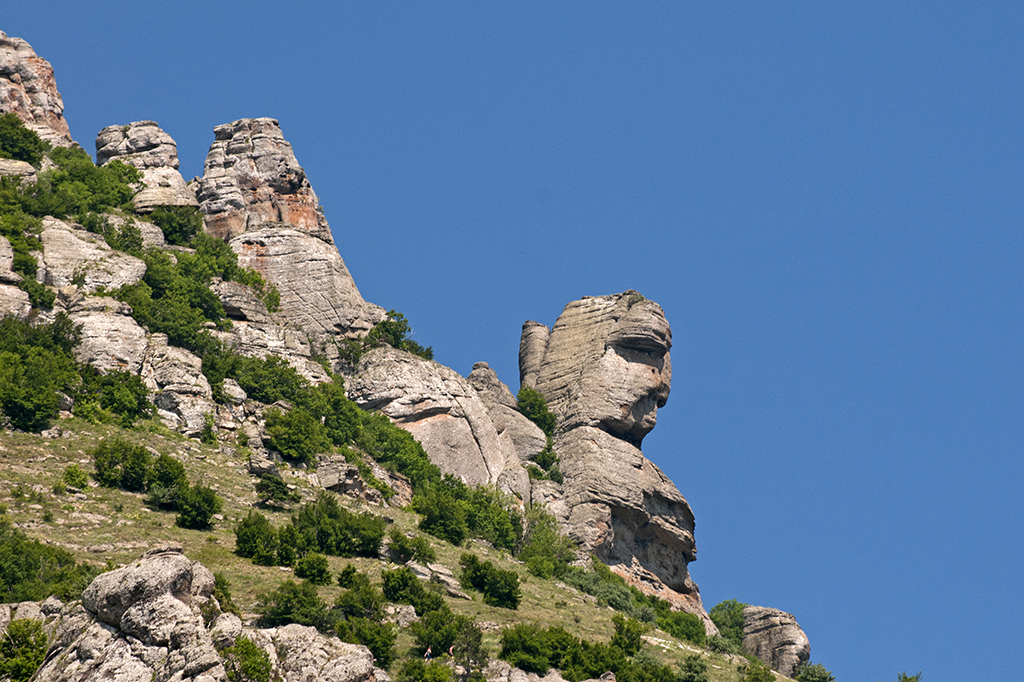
top-left (0, 31), bottom-right (73, 147)
top-left (346, 346), bottom-right (525, 496)
top-left (196, 118), bottom-right (330, 243)
top-left (742, 606), bottom-right (811, 677)
top-left (96, 120), bottom-right (198, 211)
top-left (230, 226), bottom-right (384, 338)
top-left (522, 292), bottom-right (708, 627)
top-left (31, 546), bottom-right (382, 682)
top-left (36, 217), bottom-right (147, 293)
top-left (468, 362), bottom-right (548, 465)
top-left (61, 291), bottom-right (150, 374)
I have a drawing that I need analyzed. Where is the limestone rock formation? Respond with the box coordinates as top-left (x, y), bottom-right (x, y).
top-left (0, 31), bottom-right (73, 147)
top-left (0, 157), bottom-right (37, 183)
top-left (521, 292), bottom-right (709, 627)
top-left (36, 217), bottom-right (147, 293)
top-left (61, 291), bottom-right (150, 374)
top-left (31, 546), bottom-right (382, 682)
top-left (346, 346), bottom-right (525, 495)
top-left (742, 605), bottom-right (811, 677)
top-left (468, 362), bottom-right (548, 465)
top-left (96, 120), bottom-right (198, 211)
top-left (196, 118), bottom-right (331, 243)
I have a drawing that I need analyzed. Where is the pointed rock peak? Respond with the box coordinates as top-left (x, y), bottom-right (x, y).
top-left (0, 31), bottom-right (74, 147)
top-left (96, 120), bottom-right (198, 212)
top-left (196, 117), bottom-right (332, 243)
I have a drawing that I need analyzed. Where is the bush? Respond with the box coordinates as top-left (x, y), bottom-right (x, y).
top-left (398, 659), bottom-right (452, 682)
top-left (222, 636), bottom-right (271, 682)
top-left (381, 566), bottom-right (446, 616)
top-left (0, 517), bottom-right (98, 602)
top-left (0, 619), bottom-right (47, 682)
top-left (518, 505), bottom-right (575, 579)
top-left (337, 563), bottom-right (360, 589)
top-left (708, 599), bottom-right (747, 651)
top-left (388, 528), bottom-right (437, 564)
top-left (254, 474), bottom-right (300, 507)
top-left (294, 552), bottom-right (332, 585)
top-left (610, 614), bottom-right (645, 657)
top-left (410, 609), bottom-right (472, 656)
top-left (0, 113), bottom-right (49, 167)
top-left (235, 511), bottom-right (279, 565)
top-left (147, 205), bottom-right (203, 246)
top-left (459, 553), bottom-right (521, 609)
top-left (290, 492), bottom-right (386, 558)
top-left (741, 659), bottom-right (774, 682)
top-left (92, 437), bottom-right (151, 491)
top-left (336, 617), bottom-right (397, 667)
top-left (256, 580), bottom-right (333, 632)
top-left (357, 412), bottom-right (441, 492)
top-left (334, 574), bottom-right (385, 622)
top-left (794, 662), bottom-right (836, 682)
top-left (176, 485), bottom-right (223, 530)
top-left (62, 464), bottom-right (89, 489)
top-left (363, 310), bottom-right (433, 360)
top-left (516, 387), bottom-right (556, 437)
top-left (264, 407), bottom-right (331, 464)
top-left (416, 487), bottom-right (469, 545)
top-left (656, 610), bottom-right (705, 646)
top-left (705, 634), bottom-right (744, 656)
top-left (214, 572), bottom-right (241, 617)
top-left (146, 454), bottom-right (189, 510)
top-left (678, 654), bottom-right (710, 682)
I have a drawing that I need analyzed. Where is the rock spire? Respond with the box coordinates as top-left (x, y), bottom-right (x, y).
top-left (0, 31), bottom-right (73, 147)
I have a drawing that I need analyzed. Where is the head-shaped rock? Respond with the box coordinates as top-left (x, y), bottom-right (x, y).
top-left (522, 291), bottom-right (672, 447)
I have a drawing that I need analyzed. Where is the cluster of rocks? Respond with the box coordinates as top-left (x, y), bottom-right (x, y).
top-left (0, 29), bottom-right (816, 678)
top-left (0, 545), bottom-right (386, 682)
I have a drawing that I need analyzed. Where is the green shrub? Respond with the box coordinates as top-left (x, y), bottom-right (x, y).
top-left (678, 654), bottom-right (710, 682)
top-left (337, 563), bottom-right (360, 589)
top-left (705, 634), bottom-right (744, 656)
top-left (175, 485), bottom-right (223, 530)
top-left (410, 609), bottom-right (472, 656)
top-left (708, 599), bottom-right (747, 651)
top-left (222, 636), bottom-right (271, 682)
top-left (265, 407), bottom-right (331, 464)
top-left (459, 553), bottom-right (521, 609)
top-left (294, 552), bottom-right (332, 585)
top-left (398, 659), bottom-right (452, 682)
top-left (381, 566), bottom-right (446, 616)
top-left (254, 474), bottom-right (300, 507)
top-left (518, 505), bottom-right (575, 579)
top-left (61, 464), bottom-right (89, 489)
top-left (0, 619), bottom-right (47, 682)
top-left (451, 617), bottom-right (488, 681)
top-left (289, 493), bottom-right (386, 558)
top-left (741, 659), bottom-right (774, 682)
top-left (0, 517), bottom-right (98, 601)
top-left (146, 454), bottom-right (190, 510)
top-left (334, 575), bottom-right (385, 622)
top-left (235, 511), bottom-right (279, 565)
top-left (357, 412), bottom-right (441, 492)
top-left (256, 579), bottom-right (333, 632)
top-left (148, 205), bottom-right (203, 246)
top-left (92, 437), bottom-right (151, 491)
top-left (656, 610), bottom-right (705, 646)
top-left (516, 387), bottom-right (556, 437)
top-left (0, 113), bottom-right (49, 167)
top-left (78, 367), bottom-right (152, 427)
top-left (415, 487), bottom-right (469, 545)
top-left (336, 617), bottom-right (397, 667)
top-left (794, 662), bottom-right (836, 682)
top-left (363, 310), bottom-right (433, 360)
top-left (388, 528), bottom-right (437, 564)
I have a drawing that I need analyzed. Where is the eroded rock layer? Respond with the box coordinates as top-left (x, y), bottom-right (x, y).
top-left (0, 31), bottom-right (73, 147)
top-left (742, 605), bottom-right (811, 677)
top-left (96, 120), bottom-right (198, 211)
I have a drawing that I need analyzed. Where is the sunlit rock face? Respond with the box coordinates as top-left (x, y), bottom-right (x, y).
top-left (196, 118), bottom-right (385, 339)
top-left (521, 292), bottom-right (712, 629)
top-left (96, 120), bottom-right (198, 212)
top-left (0, 31), bottom-right (74, 147)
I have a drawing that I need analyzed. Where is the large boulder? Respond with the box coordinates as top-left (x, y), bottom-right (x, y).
top-left (521, 292), bottom-right (709, 627)
top-left (141, 334), bottom-right (216, 436)
top-left (61, 290), bottom-right (150, 374)
top-left (742, 606), bottom-right (811, 677)
top-left (241, 623), bottom-right (378, 682)
top-left (346, 346), bottom-right (523, 494)
top-left (96, 120), bottom-right (198, 211)
top-left (0, 31), bottom-right (74, 147)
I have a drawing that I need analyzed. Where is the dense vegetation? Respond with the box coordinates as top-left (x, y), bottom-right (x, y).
top-left (0, 515), bottom-right (99, 602)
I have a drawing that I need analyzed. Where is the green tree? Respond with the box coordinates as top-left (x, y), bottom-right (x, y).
top-left (92, 437), bottom-right (151, 492)
top-left (146, 454), bottom-right (189, 510)
top-left (678, 654), bottom-right (710, 682)
top-left (795, 661), bottom-right (836, 682)
top-left (265, 407), bottom-right (331, 465)
top-left (741, 659), bottom-right (775, 682)
top-left (336, 617), bottom-right (397, 667)
top-left (518, 505), bottom-right (576, 578)
top-left (176, 485), bottom-right (222, 530)
top-left (235, 511), bottom-right (279, 565)
top-left (222, 636), bottom-right (271, 682)
top-left (147, 205), bottom-right (204, 246)
top-left (610, 614), bottom-right (645, 657)
top-left (708, 599), bottom-right (747, 651)
top-left (0, 113), bottom-right (49, 167)
top-left (256, 580), bottom-right (333, 632)
top-left (294, 552), bottom-right (332, 585)
top-left (0, 619), bottom-right (47, 682)
top-left (516, 387), bottom-right (556, 437)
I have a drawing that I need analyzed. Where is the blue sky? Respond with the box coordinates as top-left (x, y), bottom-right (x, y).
top-left (6, 3), bottom-right (1023, 680)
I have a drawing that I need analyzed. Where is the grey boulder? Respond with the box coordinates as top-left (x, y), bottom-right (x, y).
top-left (742, 605), bottom-right (811, 677)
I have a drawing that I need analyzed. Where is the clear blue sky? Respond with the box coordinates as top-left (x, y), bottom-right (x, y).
top-left (7, 3), bottom-right (1023, 680)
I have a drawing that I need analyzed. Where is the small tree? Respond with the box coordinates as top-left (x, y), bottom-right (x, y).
top-left (0, 619), bottom-right (47, 682)
top-left (516, 387), bottom-right (556, 437)
top-left (92, 437), bottom-right (151, 492)
top-left (741, 659), bottom-right (774, 682)
top-left (795, 661), bottom-right (836, 682)
top-left (176, 485), bottom-right (222, 530)
top-left (610, 613), bottom-right (645, 657)
top-left (679, 654), bottom-right (710, 682)
top-left (294, 553), bottom-right (332, 585)
top-left (256, 580), bottom-right (333, 632)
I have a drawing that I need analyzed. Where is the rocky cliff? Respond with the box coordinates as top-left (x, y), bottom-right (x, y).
top-left (0, 28), bottom-right (816, 680)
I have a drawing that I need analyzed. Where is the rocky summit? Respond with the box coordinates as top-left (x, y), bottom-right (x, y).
top-left (0, 28), bottom-right (816, 682)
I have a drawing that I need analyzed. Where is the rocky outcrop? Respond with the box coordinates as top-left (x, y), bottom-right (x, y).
top-left (96, 121), bottom-right (198, 212)
top-left (0, 31), bottom-right (73, 147)
top-left (35, 544), bottom-right (227, 682)
top-left (468, 362), bottom-right (548, 465)
top-left (196, 118), bottom-right (331, 243)
top-left (0, 157), bottom-right (37, 183)
top-left (229, 226), bottom-right (384, 338)
top-left (142, 335), bottom-right (216, 437)
top-left (62, 291), bottom-right (150, 374)
top-left (36, 217), bottom-right (147, 293)
top-left (742, 606), bottom-right (811, 677)
top-left (32, 546), bottom-right (382, 682)
top-left (346, 346), bottom-right (526, 496)
top-left (521, 292), bottom-right (709, 627)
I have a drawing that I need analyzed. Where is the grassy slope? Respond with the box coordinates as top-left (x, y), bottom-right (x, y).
top-left (0, 420), bottom-right (781, 682)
